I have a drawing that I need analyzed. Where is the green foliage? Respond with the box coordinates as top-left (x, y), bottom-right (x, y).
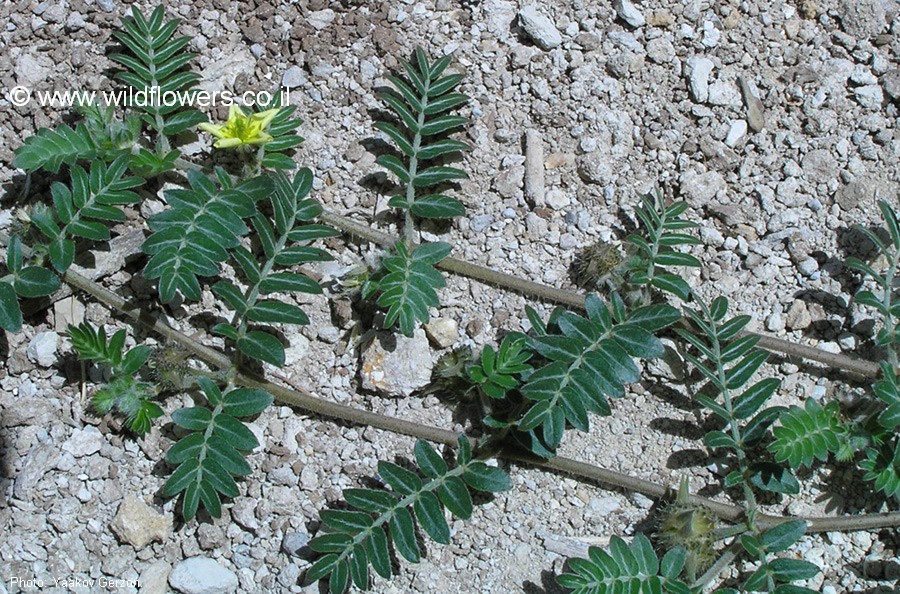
top-left (362, 241), bottom-right (451, 337)
top-left (376, 47), bottom-right (469, 220)
top-left (557, 535), bottom-right (695, 594)
top-left (141, 169), bottom-right (272, 302)
top-left (68, 323), bottom-right (160, 435)
top-left (677, 296), bottom-right (794, 495)
top-left (211, 169), bottom-right (336, 367)
top-left (253, 97), bottom-right (305, 170)
top-left (164, 377), bottom-right (272, 520)
top-left (846, 200), bottom-right (900, 359)
top-left (77, 102), bottom-right (143, 158)
top-left (39, 156), bottom-right (143, 271)
top-left (13, 123), bottom-right (100, 174)
top-left (0, 157), bottom-right (140, 331)
top-left (516, 294), bottom-right (680, 453)
top-left (110, 6), bottom-right (206, 137)
top-left (736, 521), bottom-right (818, 594)
top-left (306, 437), bottom-right (510, 593)
top-left (626, 190), bottom-right (701, 302)
top-left (859, 363), bottom-right (900, 500)
top-left (769, 399), bottom-right (846, 469)
top-left (467, 333), bottom-right (532, 399)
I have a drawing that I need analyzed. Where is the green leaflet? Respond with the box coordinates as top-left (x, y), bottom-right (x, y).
top-left (13, 123), bottom-right (100, 173)
top-left (67, 323), bottom-right (159, 435)
top-left (142, 169), bottom-right (272, 303)
top-left (307, 437), bottom-right (508, 593)
top-left (625, 189), bottom-right (701, 302)
top-left (557, 535), bottom-right (693, 594)
top-left (364, 241), bottom-right (451, 337)
top-left (376, 47), bottom-right (470, 222)
top-left (110, 6), bottom-right (206, 135)
top-left (516, 294), bottom-right (678, 453)
top-left (164, 377), bottom-right (272, 520)
top-left (222, 170), bottom-right (334, 368)
top-left (769, 399), bottom-right (844, 469)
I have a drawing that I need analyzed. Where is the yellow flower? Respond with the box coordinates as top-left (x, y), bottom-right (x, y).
top-left (198, 104), bottom-right (279, 149)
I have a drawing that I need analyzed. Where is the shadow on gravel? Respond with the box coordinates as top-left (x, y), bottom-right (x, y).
top-left (522, 569), bottom-right (569, 594)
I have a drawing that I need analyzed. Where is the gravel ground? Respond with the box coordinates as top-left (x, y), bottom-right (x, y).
top-left (2, 0), bottom-right (900, 593)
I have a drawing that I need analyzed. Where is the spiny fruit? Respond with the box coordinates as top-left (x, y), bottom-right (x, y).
top-left (656, 476), bottom-right (715, 581)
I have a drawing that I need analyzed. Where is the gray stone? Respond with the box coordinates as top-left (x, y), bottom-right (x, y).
top-left (424, 318), bottom-right (459, 349)
top-left (230, 498), bottom-right (260, 531)
top-left (13, 444), bottom-right (59, 499)
top-left (54, 297), bottom-right (85, 332)
top-left (708, 81), bottom-right (741, 106)
top-left (306, 9), bottom-right (335, 30)
top-left (138, 561), bottom-right (171, 594)
top-left (801, 150), bottom-right (838, 183)
top-left (2, 396), bottom-right (55, 427)
top-left (42, 3), bottom-right (64, 23)
top-left (835, 180), bottom-right (869, 211)
top-left (882, 70), bottom-right (900, 101)
top-left (837, 0), bottom-right (886, 39)
top-left (26, 332), bottom-right (58, 367)
top-left (577, 152), bottom-right (615, 186)
top-left (97, 0), bottom-right (115, 12)
top-left (518, 5), bottom-right (562, 50)
top-left (545, 189), bottom-right (571, 209)
top-left (785, 299), bottom-right (812, 331)
top-left (61, 426), bottom-right (104, 457)
top-left (679, 169), bottom-right (726, 206)
top-left (282, 532), bottom-right (310, 556)
top-left (766, 313), bottom-right (785, 332)
top-left (360, 329), bottom-right (433, 397)
top-left (281, 66), bottom-right (306, 88)
top-left (646, 37), bottom-right (675, 64)
top-left (170, 558), bottom-right (238, 594)
top-left (738, 77), bottom-right (766, 132)
top-left (613, 0), bottom-right (645, 28)
top-left (198, 48), bottom-right (256, 93)
top-left (685, 57), bottom-right (714, 103)
top-left (797, 257), bottom-right (818, 277)
top-left (854, 84), bottom-right (883, 110)
top-left (470, 214), bottom-right (493, 233)
top-left (493, 165), bottom-right (524, 199)
top-left (110, 495), bottom-right (172, 550)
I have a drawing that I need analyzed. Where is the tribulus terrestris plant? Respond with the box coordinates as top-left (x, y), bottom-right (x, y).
top-left (4, 6), bottom-right (900, 594)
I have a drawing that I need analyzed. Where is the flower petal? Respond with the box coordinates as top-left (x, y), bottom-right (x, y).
top-left (214, 137), bottom-right (244, 149)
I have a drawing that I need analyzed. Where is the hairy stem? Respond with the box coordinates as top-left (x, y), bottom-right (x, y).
top-left (57, 264), bottom-right (900, 534)
top-left (319, 210), bottom-right (882, 379)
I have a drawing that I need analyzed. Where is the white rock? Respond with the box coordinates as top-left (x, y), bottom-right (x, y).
top-left (170, 558), bottom-right (238, 594)
top-left (518, 5), bottom-right (562, 50)
top-left (306, 9), bottom-right (335, 30)
top-left (545, 188), bottom-right (571, 209)
top-left (854, 84), bottom-right (883, 109)
top-left (679, 169), bottom-right (725, 205)
top-left (138, 561), bottom-right (172, 594)
top-left (61, 426), bottom-right (104, 457)
top-left (198, 48), bottom-right (256, 93)
top-left (15, 51), bottom-right (52, 86)
top-left (424, 318), bottom-right (459, 349)
top-left (27, 331), bottom-right (58, 367)
top-left (54, 297), bottom-right (85, 332)
top-left (685, 57), bottom-right (714, 103)
top-left (707, 81), bottom-right (741, 106)
top-left (613, 0), bottom-right (645, 28)
top-left (360, 329), bottom-right (433, 397)
top-left (281, 65), bottom-right (306, 88)
top-left (725, 120), bottom-right (748, 147)
top-left (110, 495), bottom-right (172, 550)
